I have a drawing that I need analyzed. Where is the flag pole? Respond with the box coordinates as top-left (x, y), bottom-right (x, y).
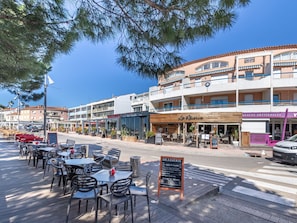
top-left (43, 74), bottom-right (47, 142)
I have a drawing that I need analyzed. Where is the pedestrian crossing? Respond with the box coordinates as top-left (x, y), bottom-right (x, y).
top-left (184, 164), bottom-right (234, 187)
top-left (187, 162), bottom-right (297, 207)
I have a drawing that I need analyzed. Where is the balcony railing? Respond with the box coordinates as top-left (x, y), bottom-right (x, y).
top-left (185, 102), bottom-right (236, 110)
top-left (151, 99), bottom-right (297, 112)
top-left (273, 100), bottom-right (297, 106)
top-left (238, 100), bottom-right (270, 106)
top-left (153, 106), bottom-right (182, 112)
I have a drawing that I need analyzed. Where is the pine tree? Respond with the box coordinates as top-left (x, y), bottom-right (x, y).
top-left (0, 0), bottom-right (250, 103)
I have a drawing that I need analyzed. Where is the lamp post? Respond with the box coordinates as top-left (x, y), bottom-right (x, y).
top-left (44, 75), bottom-right (48, 141)
top-left (43, 73), bottom-right (54, 141)
top-left (15, 93), bottom-right (20, 131)
top-left (8, 101), bottom-right (14, 130)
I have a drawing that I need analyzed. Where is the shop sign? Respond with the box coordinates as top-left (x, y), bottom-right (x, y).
top-left (243, 112), bottom-right (297, 119)
top-left (178, 114), bottom-right (203, 121)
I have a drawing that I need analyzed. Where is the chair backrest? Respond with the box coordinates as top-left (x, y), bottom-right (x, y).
top-left (89, 162), bottom-right (103, 173)
top-left (107, 148), bottom-right (121, 159)
top-left (110, 178), bottom-right (132, 197)
top-left (146, 170), bottom-right (153, 188)
top-left (71, 175), bottom-right (98, 193)
top-left (66, 139), bottom-right (75, 146)
top-left (172, 133), bottom-right (178, 139)
top-left (64, 164), bottom-right (85, 180)
top-left (93, 150), bottom-right (104, 159)
top-left (49, 158), bottom-right (62, 168)
top-left (49, 158), bottom-right (65, 175)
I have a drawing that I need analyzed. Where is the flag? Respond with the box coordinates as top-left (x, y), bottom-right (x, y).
top-left (44, 74), bottom-right (55, 86)
top-left (47, 75), bottom-right (54, 85)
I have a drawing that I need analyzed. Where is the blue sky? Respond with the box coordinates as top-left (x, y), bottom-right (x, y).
top-left (1, 0), bottom-right (296, 108)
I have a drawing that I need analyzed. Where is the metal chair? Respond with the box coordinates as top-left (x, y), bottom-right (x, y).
top-left (129, 170), bottom-right (153, 222)
top-left (49, 158), bottom-right (67, 192)
top-left (102, 148), bottom-right (121, 169)
top-left (27, 145), bottom-right (37, 167)
top-left (64, 164), bottom-right (85, 194)
top-left (66, 175), bottom-right (101, 223)
top-left (43, 150), bottom-right (57, 178)
top-left (99, 177), bottom-right (134, 223)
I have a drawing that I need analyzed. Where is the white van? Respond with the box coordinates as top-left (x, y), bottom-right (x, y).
top-left (273, 134), bottom-right (297, 165)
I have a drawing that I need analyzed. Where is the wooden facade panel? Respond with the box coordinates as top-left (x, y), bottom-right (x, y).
top-left (150, 112), bottom-right (242, 124)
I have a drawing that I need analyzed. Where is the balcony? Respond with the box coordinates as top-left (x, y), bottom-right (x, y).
top-left (151, 98), bottom-right (296, 113)
top-left (237, 75), bottom-right (271, 89)
top-left (150, 75), bottom-right (275, 102)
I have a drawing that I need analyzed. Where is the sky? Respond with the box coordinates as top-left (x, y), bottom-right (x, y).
top-left (1, 0), bottom-right (296, 108)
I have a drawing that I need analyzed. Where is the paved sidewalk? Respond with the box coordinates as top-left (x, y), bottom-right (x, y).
top-left (1, 134), bottom-right (296, 223)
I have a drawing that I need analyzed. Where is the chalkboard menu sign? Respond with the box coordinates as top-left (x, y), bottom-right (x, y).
top-left (47, 132), bottom-right (58, 146)
top-left (155, 133), bottom-right (162, 145)
top-left (158, 156), bottom-right (184, 199)
top-left (210, 136), bottom-right (218, 149)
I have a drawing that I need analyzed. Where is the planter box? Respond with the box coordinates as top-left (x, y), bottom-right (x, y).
top-left (145, 136), bottom-right (155, 144)
top-left (122, 136), bottom-right (137, 142)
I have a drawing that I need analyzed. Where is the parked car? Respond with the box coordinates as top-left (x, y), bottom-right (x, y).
top-left (273, 134), bottom-right (297, 165)
top-left (15, 133), bottom-right (43, 143)
top-left (31, 126), bottom-right (40, 132)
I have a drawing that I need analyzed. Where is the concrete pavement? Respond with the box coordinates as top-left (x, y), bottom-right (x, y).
top-left (61, 132), bottom-right (297, 223)
top-left (1, 132), bottom-right (297, 222)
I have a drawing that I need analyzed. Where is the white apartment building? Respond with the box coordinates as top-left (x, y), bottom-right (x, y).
top-left (68, 93), bottom-right (137, 133)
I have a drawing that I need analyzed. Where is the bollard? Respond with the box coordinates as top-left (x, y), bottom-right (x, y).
top-left (130, 156), bottom-right (141, 178)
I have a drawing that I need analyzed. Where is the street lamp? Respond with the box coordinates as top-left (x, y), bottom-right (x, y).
top-left (43, 74), bottom-right (54, 141)
top-left (13, 92), bottom-right (21, 131)
top-left (8, 100), bottom-right (14, 130)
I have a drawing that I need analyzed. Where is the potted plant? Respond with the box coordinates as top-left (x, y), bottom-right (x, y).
top-left (145, 131), bottom-right (155, 144)
top-left (189, 124), bottom-right (195, 132)
top-left (232, 129), bottom-right (239, 147)
top-left (110, 129), bottom-right (117, 139)
top-left (121, 127), bottom-right (128, 140)
top-left (83, 128), bottom-right (88, 135)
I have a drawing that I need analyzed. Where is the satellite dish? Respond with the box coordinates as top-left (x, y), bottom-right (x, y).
top-left (204, 82), bottom-right (210, 87)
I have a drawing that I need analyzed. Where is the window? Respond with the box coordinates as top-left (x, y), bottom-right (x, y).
top-left (163, 84), bottom-right (173, 93)
top-left (164, 103), bottom-right (173, 111)
top-left (203, 63), bottom-right (210, 70)
top-left (245, 71), bottom-right (254, 80)
top-left (293, 93), bottom-right (297, 102)
top-left (165, 70), bottom-right (185, 79)
top-left (273, 94), bottom-right (280, 102)
top-left (273, 69), bottom-right (281, 78)
top-left (196, 61), bottom-right (229, 72)
top-left (133, 106), bottom-right (142, 112)
top-left (195, 98), bottom-right (202, 105)
top-left (244, 57), bottom-right (255, 63)
top-left (294, 68), bottom-right (297, 78)
top-left (211, 75), bottom-right (228, 85)
top-left (194, 78), bottom-right (201, 87)
top-left (274, 51), bottom-right (297, 61)
top-left (244, 94), bottom-right (253, 103)
top-left (212, 62), bottom-right (219, 68)
top-left (210, 96), bottom-right (228, 105)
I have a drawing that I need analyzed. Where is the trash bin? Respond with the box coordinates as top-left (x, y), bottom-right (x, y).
top-left (130, 156), bottom-right (141, 178)
top-left (80, 144), bottom-right (89, 157)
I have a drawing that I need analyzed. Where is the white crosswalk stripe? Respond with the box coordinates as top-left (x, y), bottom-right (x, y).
top-left (184, 165), bottom-right (234, 186)
top-left (190, 162), bottom-right (297, 207)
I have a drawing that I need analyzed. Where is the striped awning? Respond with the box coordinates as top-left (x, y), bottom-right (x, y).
top-left (190, 67), bottom-right (234, 77)
top-left (274, 61), bottom-right (297, 66)
top-left (238, 64), bottom-right (262, 70)
top-left (160, 77), bottom-right (183, 85)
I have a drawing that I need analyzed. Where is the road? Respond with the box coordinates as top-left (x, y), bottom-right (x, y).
top-left (57, 132), bottom-right (297, 208)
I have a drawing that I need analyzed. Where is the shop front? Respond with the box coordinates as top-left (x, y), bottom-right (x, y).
top-left (242, 111), bottom-right (297, 145)
top-left (149, 112), bottom-right (242, 147)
